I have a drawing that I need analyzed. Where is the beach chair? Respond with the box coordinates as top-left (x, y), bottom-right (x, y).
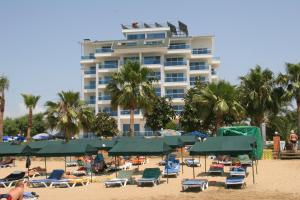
top-left (23, 192), bottom-right (39, 200)
top-left (159, 154), bottom-right (177, 166)
top-left (181, 178), bottom-right (208, 192)
top-left (229, 166), bottom-right (247, 177)
top-left (184, 158), bottom-right (200, 167)
top-left (104, 170), bottom-right (134, 187)
top-left (66, 161), bottom-right (78, 167)
top-left (208, 164), bottom-right (224, 175)
top-left (0, 158), bottom-right (15, 168)
top-left (50, 177), bottom-right (89, 188)
top-left (162, 160), bottom-right (180, 177)
top-left (131, 157), bottom-right (146, 165)
top-left (137, 168), bottom-right (161, 187)
top-left (238, 155), bottom-right (253, 166)
top-left (0, 171), bottom-right (25, 188)
top-left (225, 175), bottom-right (246, 189)
top-left (71, 166), bottom-right (87, 176)
top-left (29, 169), bottom-right (64, 188)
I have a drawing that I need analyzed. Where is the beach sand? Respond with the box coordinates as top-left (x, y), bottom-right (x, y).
top-left (1, 156), bottom-right (300, 200)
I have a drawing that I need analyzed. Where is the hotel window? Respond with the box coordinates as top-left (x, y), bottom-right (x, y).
top-left (143, 56), bottom-right (160, 64)
top-left (127, 34), bottom-right (145, 40)
top-left (147, 33), bottom-right (165, 39)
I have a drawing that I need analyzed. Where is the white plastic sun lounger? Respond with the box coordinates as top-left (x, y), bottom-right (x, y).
top-left (104, 170), bottom-right (134, 187)
top-left (181, 179), bottom-right (208, 192)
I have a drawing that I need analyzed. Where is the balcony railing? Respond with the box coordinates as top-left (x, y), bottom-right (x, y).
top-left (192, 48), bottom-right (211, 55)
top-left (86, 100), bottom-right (96, 104)
top-left (81, 55), bottom-right (95, 60)
top-left (95, 48), bottom-right (113, 53)
top-left (190, 65), bottom-right (209, 71)
top-left (84, 85), bottom-right (96, 89)
top-left (164, 61), bottom-right (187, 66)
top-left (143, 60), bottom-right (160, 65)
top-left (165, 93), bottom-right (185, 99)
top-left (168, 44), bottom-right (190, 49)
top-left (121, 110), bottom-right (140, 115)
top-left (98, 79), bottom-right (112, 84)
top-left (84, 70), bottom-right (96, 75)
top-left (165, 77), bottom-right (186, 82)
top-left (98, 63), bottom-right (118, 69)
top-left (98, 95), bottom-right (111, 100)
top-left (211, 70), bottom-right (217, 75)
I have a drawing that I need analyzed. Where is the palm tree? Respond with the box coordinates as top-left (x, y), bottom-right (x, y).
top-left (0, 75), bottom-right (9, 142)
top-left (21, 94), bottom-right (40, 141)
top-left (277, 62), bottom-right (300, 135)
top-left (193, 80), bottom-right (245, 133)
top-left (44, 91), bottom-right (93, 141)
top-left (239, 65), bottom-right (284, 126)
top-left (106, 61), bottom-right (155, 136)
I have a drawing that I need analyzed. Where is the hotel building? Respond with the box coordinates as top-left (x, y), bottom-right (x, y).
top-left (80, 21), bottom-right (220, 135)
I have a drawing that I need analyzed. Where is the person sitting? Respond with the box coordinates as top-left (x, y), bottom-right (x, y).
top-left (289, 130), bottom-right (299, 151)
top-left (7, 181), bottom-right (25, 200)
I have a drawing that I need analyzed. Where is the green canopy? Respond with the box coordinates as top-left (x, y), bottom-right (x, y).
top-left (67, 139), bottom-right (116, 150)
top-left (190, 136), bottom-right (256, 156)
top-left (217, 126), bottom-right (263, 159)
top-left (36, 142), bottom-right (98, 157)
top-left (0, 143), bottom-right (32, 157)
top-left (28, 140), bottom-right (64, 150)
top-left (178, 135), bottom-right (198, 145)
top-left (109, 138), bottom-right (172, 156)
top-left (154, 136), bottom-right (183, 148)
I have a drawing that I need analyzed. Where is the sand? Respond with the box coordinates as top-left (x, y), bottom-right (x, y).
top-left (0, 156), bottom-right (300, 200)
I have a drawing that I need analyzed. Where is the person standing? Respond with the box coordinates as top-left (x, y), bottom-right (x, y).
top-left (289, 130), bottom-right (298, 151)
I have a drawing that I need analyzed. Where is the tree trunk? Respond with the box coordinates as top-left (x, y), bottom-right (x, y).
top-left (0, 110), bottom-right (3, 142)
top-left (129, 109), bottom-right (135, 137)
top-left (26, 108), bottom-right (32, 142)
top-left (215, 114), bottom-right (222, 136)
top-left (65, 129), bottom-right (70, 142)
top-left (297, 99), bottom-right (300, 137)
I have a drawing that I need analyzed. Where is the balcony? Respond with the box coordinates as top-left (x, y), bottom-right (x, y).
top-left (81, 55), bottom-right (95, 60)
top-left (98, 63), bottom-right (118, 69)
top-left (84, 70), bottom-right (96, 75)
top-left (98, 79), bottom-right (112, 85)
top-left (102, 108), bottom-right (118, 116)
top-left (190, 64), bottom-right (209, 71)
top-left (212, 57), bottom-right (221, 66)
top-left (86, 100), bottom-right (96, 105)
top-left (192, 48), bottom-right (211, 55)
top-left (121, 109), bottom-right (140, 115)
top-left (164, 61), bottom-right (187, 66)
top-left (95, 48), bottom-right (113, 53)
top-left (168, 44), bottom-right (190, 49)
top-left (165, 77), bottom-right (186, 82)
top-left (112, 39), bottom-right (169, 51)
top-left (165, 93), bottom-right (184, 99)
top-left (143, 60), bottom-right (161, 65)
top-left (84, 85), bottom-right (96, 90)
top-left (98, 95), bottom-right (111, 101)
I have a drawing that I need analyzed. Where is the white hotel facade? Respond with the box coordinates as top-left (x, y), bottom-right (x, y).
top-left (80, 21), bottom-right (220, 135)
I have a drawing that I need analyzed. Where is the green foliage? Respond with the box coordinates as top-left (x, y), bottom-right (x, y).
top-left (21, 94), bottom-right (40, 109)
top-left (165, 121), bottom-right (179, 130)
top-left (44, 91), bottom-right (94, 141)
top-left (106, 61), bottom-right (156, 135)
top-left (3, 113), bottom-right (46, 136)
top-left (92, 112), bottom-right (118, 137)
top-left (181, 81), bottom-right (244, 133)
top-left (144, 97), bottom-right (176, 131)
top-left (239, 65), bottom-right (285, 126)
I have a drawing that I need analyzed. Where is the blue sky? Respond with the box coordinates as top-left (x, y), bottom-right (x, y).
top-left (1, 0), bottom-right (300, 118)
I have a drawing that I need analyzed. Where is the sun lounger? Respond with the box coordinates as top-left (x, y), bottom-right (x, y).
top-left (105, 170), bottom-right (134, 187)
top-left (71, 167), bottom-right (87, 176)
top-left (181, 179), bottom-right (208, 192)
top-left (0, 158), bottom-right (15, 168)
top-left (238, 155), bottom-right (253, 166)
top-left (29, 169), bottom-right (64, 188)
top-left (162, 160), bottom-right (180, 177)
top-left (131, 157), bottom-right (146, 165)
top-left (66, 161), bottom-right (78, 167)
top-left (23, 192), bottom-right (39, 200)
top-left (0, 171), bottom-right (25, 188)
top-left (225, 175), bottom-right (246, 188)
top-left (229, 166), bottom-right (247, 177)
top-left (159, 154), bottom-right (177, 166)
top-left (208, 164), bottom-right (224, 175)
top-left (137, 168), bottom-right (161, 186)
top-left (184, 158), bottom-right (200, 167)
top-left (115, 161), bottom-right (132, 170)
top-left (50, 177), bottom-right (89, 188)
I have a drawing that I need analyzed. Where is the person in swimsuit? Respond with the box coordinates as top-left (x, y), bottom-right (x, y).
top-left (289, 130), bottom-right (299, 151)
top-left (7, 181), bottom-right (25, 200)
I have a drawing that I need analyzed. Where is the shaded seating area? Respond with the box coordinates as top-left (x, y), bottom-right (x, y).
top-left (137, 168), bottom-right (161, 186)
top-left (0, 171), bottom-right (25, 188)
top-left (29, 169), bottom-right (65, 188)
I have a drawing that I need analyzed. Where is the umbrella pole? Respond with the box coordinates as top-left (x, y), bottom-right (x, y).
top-left (192, 156), bottom-right (195, 179)
top-left (167, 153), bottom-right (169, 184)
top-left (252, 159), bottom-right (255, 184)
top-left (27, 156), bottom-right (30, 181)
top-left (205, 155), bottom-right (207, 173)
top-left (255, 159), bottom-right (258, 174)
top-left (181, 147), bottom-right (183, 174)
top-left (44, 157), bottom-right (47, 178)
top-left (64, 156), bottom-right (67, 172)
top-left (115, 156), bottom-right (117, 178)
